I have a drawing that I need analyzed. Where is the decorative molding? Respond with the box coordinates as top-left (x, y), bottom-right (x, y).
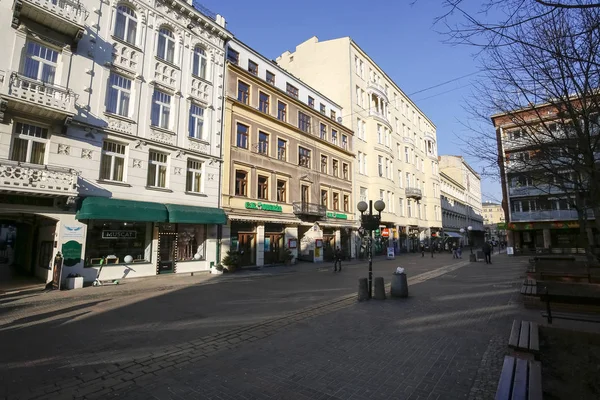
top-left (107, 116), bottom-right (134, 134)
top-left (188, 140), bottom-right (209, 154)
top-left (58, 144), bottom-right (70, 155)
top-left (81, 149), bottom-right (93, 159)
top-left (174, 167), bottom-right (182, 175)
top-left (135, 140), bottom-right (146, 149)
top-left (132, 159), bottom-right (142, 168)
top-left (207, 173), bottom-right (215, 181)
top-left (149, 129), bottom-right (176, 145)
top-left (175, 150), bottom-right (185, 159)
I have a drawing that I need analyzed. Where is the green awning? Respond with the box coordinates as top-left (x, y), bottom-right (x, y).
top-left (165, 204), bottom-right (226, 224)
top-left (76, 197), bottom-right (168, 222)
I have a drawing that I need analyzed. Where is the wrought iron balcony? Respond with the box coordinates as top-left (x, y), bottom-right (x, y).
top-left (405, 187), bottom-right (422, 200)
top-left (12, 0), bottom-right (86, 43)
top-left (293, 202), bottom-right (326, 217)
top-left (0, 159), bottom-right (79, 196)
top-left (1, 72), bottom-right (76, 121)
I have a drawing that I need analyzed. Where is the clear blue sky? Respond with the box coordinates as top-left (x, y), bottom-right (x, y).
top-left (200, 0), bottom-right (502, 203)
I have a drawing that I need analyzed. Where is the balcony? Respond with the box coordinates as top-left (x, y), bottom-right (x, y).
top-left (293, 202), bottom-right (326, 218)
top-left (511, 209), bottom-right (594, 222)
top-left (12, 0), bottom-right (86, 43)
top-left (367, 81), bottom-right (388, 101)
top-left (402, 136), bottom-right (415, 146)
top-left (0, 159), bottom-right (79, 196)
top-left (405, 187), bottom-right (422, 200)
top-left (1, 72), bottom-right (76, 121)
top-left (369, 108), bottom-right (392, 127)
top-left (509, 184), bottom-right (574, 197)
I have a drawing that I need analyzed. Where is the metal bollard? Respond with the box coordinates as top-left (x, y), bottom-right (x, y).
top-left (358, 278), bottom-right (369, 302)
top-left (391, 273), bottom-right (408, 298)
top-left (374, 277), bottom-right (386, 300)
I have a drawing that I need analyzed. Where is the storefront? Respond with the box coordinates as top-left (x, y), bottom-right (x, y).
top-left (508, 221), bottom-right (598, 251)
top-left (76, 197), bottom-right (226, 281)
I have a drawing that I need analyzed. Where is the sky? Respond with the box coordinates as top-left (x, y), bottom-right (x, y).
top-left (199, 0), bottom-right (503, 204)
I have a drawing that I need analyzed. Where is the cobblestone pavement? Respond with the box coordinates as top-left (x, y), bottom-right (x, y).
top-left (0, 253), bottom-right (527, 399)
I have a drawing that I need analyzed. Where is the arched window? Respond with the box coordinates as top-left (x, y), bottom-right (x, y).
top-left (192, 46), bottom-right (207, 79)
top-left (157, 27), bottom-right (175, 63)
top-left (114, 5), bottom-right (137, 45)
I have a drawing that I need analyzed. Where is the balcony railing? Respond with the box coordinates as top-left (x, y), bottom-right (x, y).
top-left (367, 81), bottom-right (388, 100)
top-left (369, 108), bottom-right (389, 122)
top-left (293, 202), bottom-right (327, 217)
top-left (509, 184), bottom-right (574, 197)
top-left (4, 72), bottom-right (76, 117)
top-left (13, 0), bottom-right (86, 40)
top-left (405, 187), bottom-right (422, 200)
top-left (0, 159), bottom-right (79, 195)
top-left (402, 136), bottom-right (415, 145)
top-left (511, 209), bottom-right (594, 222)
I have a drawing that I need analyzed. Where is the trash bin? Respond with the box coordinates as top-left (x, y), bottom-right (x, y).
top-left (391, 269), bottom-right (408, 298)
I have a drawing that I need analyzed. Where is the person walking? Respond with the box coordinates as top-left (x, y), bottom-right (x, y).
top-left (430, 241), bottom-right (435, 258)
top-left (333, 247), bottom-right (343, 272)
top-left (421, 243), bottom-right (425, 257)
top-left (483, 241), bottom-right (492, 264)
top-left (452, 243), bottom-right (458, 259)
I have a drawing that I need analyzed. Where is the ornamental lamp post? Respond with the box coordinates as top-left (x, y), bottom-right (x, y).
top-left (460, 225), bottom-right (475, 261)
top-left (357, 199), bottom-right (386, 298)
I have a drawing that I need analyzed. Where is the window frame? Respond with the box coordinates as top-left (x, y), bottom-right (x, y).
top-left (114, 5), bottom-right (138, 45)
top-left (236, 123), bottom-right (249, 149)
top-left (106, 72), bottom-right (132, 117)
top-left (332, 159), bottom-right (339, 178)
top-left (186, 158), bottom-right (204, 193)
top-left (237, 80), bottom-right (250, 105)
top-left (23, 41), bottom-right (58, 84)
top-left (258, 131), bottom-right (269, 155)
top-left (192, 46), bottom-right (208, 79)
top-left (258, 91), bottom-right (270, 114)
top-left (298, 111), bottom-right (311, 133)
top-left (156, 27), bottom-right (176, 64)
top-left (227, 48), bottom-right (239, 65)
top-left (308, 96), bottom-right (315, 108)
top-left (147, 150), bottom-right (168, 188)
top-left (320, 154), bottom-right (328, 174)
top-left (266, 70), bottom-right (275, 85)
top-left (277, 100), bottom-right (287, 122)
top-left (257, 174), bottom-right (269, 200)
top-left (276, 179), bottom-right (287, 203)
top-left (321, 189), bottom-right (328, 208)
top-left (286, 83), bottom-right (299, 98)
top-left (10, 122), bottom-right (49, 165)
top-left (188, 103), bottom-right (205, 140)
top-left (298, 146), bottom-right (311, 168)
top-left (99, 140), bottom-right (127, 182)
top-left (150, 89), bottom-right (172, 130)
top-left (248, 59), bottom-right (258, 75)
top-left (277, 138), bottom-right (287, 161)
top-left (235, 169), bottom-right (248, 197)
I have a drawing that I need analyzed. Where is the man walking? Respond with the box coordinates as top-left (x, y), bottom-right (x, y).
top-left (333, 247), bottom-right (342, 272)
top-left (421, 243), bottom-right (425, 257)
top-left (483, 241), bottom-right (492, 264)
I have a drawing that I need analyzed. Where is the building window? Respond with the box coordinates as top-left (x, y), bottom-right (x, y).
top-left (399, 198), bottom-right (404, 216)
top-left (333, 193), bottom-right (339, 210)
top-left (186, 159), bottom-right (203, 193)
top-left (398, 170), bottom-right (403, 187)
top-left (106, 72), bottom-right (131, 117)
top-left (157, 28), bottom-right (175, 63)
top-left (266, 70), bottom-right (275, 85)
top-left (330, 110), bottom-right (336, 120)
top-left (378, 156), bottom-right (383, 177)
top-left (235, 170), bottom-right (248, 196)
top-left (299, 112), bottom-right (311, 133)
top-left (237, 81), bottom-right (249, 104)
top-left (188, 103), bottom-right (205, 140)
top-left (321, 155), bottom-right (328, 173)
top-left (23, 42), bottom-right (57, 84)
top-left (11, 122), bottom-right (48, 165)
top-left (341, 134), bottom-right (348, 149)
top-left (277, 101), bottom-right (287, 122)
top-left (343, 195), bottom-right (349, 212)
top-left (248, 60), bottom-right (258, 75)
top-left (258, 175), bottom-right (268, 200)
top-left (192, 46), bottom-right (207, 79)
top-left (379, 189), bottom-right (385, 201)
top-left (286, 83), bottom-right (299, 98)
top-left (301, 184), bottom-right (309, 203)
top-left (258, 131), bottom-right (269, 155)
top-left (277, 138), bottom-right (287, 161)
top-left (332, 159), bottom-right (339, 177)
top-left (320, 123), bottom-right (327, 140)
top-left (407, 199), bottom-right (412, 217)
top-left (342, 163), bottom-right (349, 180)
top-left (227, 48), bottom-right (239, 65)
top-left (405, 147), bottom-right (409, 163)
top-left (114, 5), bottom-right (137, 45)
top-left (320, 103), bottom-right (326, 114)
top-left (308, 96), bottom-right (315, 108)
top-left (332, 129), bottom-right (338, 145)
top-left (151, 89), bottom-right (171, 129)
top-left (147, 151), bottom-right (168, 188)
top-left (277, 180), bottom-right (286, 202)
top-left (259, 92), bottom-right (270, 114)
top-left (377, 125), bottom-right (383, 144)
top-left (321, 189), bottom-right (328, 207)
top-left (299, 147), bottom-right (311, 168)
top-left (385, 158), bottom-right (389, 179)
top-left (99, 140), bottom-right (126, 182)
top-left (236, 123), bottom-right (249, 149)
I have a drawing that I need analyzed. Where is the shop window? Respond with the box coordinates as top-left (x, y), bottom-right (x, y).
top-left (178, 225), bottom-right (207, 261)
top-left (85, 220), bottom-right (151, 266)
top-left (235, 170), bottom-right (247, 196)
top-left (100, 140), bottom-right (126, 182)
top-left (147, 151), bottom-right (168, 188)
top-left (258, 175), bottom-right (269, 200)
top-left (277, 179), bottom-right (286, 202)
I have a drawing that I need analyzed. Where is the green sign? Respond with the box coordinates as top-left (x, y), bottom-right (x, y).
top-left (326, 212), bottom-right (348, 220)
top-left (61, 240), bottom-right (82, 267)
top-left (244, 202), bottom-right (282, 212)
top-left (497, 223), bottom-right (507, 229)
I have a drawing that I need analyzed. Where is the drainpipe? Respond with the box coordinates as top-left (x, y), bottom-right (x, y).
top-left (216, 37), bottom-right (230, 265)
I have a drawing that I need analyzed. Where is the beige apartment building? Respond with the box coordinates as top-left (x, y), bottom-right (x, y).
top-left (277, 37), bottom-right (442, 253)
top-left (222, 39), bottom-right (355, 266)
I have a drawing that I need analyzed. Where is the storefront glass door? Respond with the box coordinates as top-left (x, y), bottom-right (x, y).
top-left (264, 233), bottom-right (283, 265)
top-left (237, 233), bottom-right (256, 266)
top-left (158, 232), bottom-right (177, 274)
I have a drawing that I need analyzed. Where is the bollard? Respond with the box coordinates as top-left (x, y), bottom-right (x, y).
top-left (374, 277), bottom-right (386, 300)
top-left (358, 278), bottom-right (369, 302)
top-left (391, 272), bottom-right (408, 298)
top-left (469, 253), bottom-right (477, 262)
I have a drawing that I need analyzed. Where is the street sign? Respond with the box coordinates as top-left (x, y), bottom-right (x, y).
top-left (381, 228), bottom-right (390, 237)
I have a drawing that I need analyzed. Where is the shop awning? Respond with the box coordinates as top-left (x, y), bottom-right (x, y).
top-left (76, 197), bottom-right (168, 222)
top-left (165, 204), bottom-right (226, 224)
top-left (444, 232), bottom-right (463, 238)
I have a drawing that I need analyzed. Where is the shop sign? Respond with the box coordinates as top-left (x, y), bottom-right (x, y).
top-left (497, 223), bottom-right (507, 230)
top-left (102, 230), bottom-right (137, 239)
top-left (245, 202), bottom-right (282, 213)
top-left (61, 240), bottom-right (82, 267)
top-left (381, 228), bottom-right (390, 237)
top-left (326, 212), bottom-right (348, 220)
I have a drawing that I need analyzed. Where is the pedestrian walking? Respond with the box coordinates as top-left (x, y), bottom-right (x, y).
top-left (421, 244), bottom-right (425, 257)
top-left (430, 242), bottom-right (435, 258)
top-left (333, 247), bottom-right (342, 272)
top-left (452, 243), bottom-right (458, 259)
top-left (483, 241), bottom-right (492, 264)
top-left (457, 245), bottom-right (463, 259)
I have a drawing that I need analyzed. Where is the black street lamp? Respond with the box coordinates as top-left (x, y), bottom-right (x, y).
top-left (460, 225), bottom-right (476, 261)
top-left (357, 199), bottom-right (386, 298)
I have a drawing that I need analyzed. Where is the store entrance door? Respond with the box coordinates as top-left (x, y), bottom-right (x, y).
top-left (264, 233), bottom-right (283, 265)
top-left (237, 233), bottom-right (256, 266)
top-left (158, 232), bottom-right (177, 274)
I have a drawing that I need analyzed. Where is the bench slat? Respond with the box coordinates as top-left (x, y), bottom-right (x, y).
top-left (508, 320), bottom-right (520, 348)
top-left (521, 286), bottom-right (527, 294)
top-left (495, 356), bottom-right (515, 400)
top-left (528, 360), bottom-right (543, 400)
top-left (518, 321), bottom-right (530, 349)
top-left (511, 357), bottom-right (528, 400)
top-left (531, 286), bottom-right (537, 296)
top-left (529, 322), bottom-right (539, 352)
top-left (526, 286), bottom-right (533, 295)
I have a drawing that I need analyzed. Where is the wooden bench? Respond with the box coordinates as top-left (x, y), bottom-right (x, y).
top-left (508, 320), bottom-right (539, 354)
top-left (520, 279), bottom-right (537, 295)
top-left (495, 356), bottom-right (543, 400)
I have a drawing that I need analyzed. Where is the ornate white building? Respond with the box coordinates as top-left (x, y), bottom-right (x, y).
top-left (0, 0), bottom-right (230, 285)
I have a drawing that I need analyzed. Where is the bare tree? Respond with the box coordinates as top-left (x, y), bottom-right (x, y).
top-left (443, 3), bottom-right (600, 254)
